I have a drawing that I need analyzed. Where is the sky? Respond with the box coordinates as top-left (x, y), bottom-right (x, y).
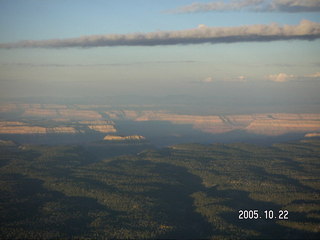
top-left (0, 0), bottom-right (320, 110)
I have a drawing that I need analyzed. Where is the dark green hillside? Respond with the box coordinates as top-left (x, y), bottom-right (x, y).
top-left (0, 139), bottom-right (319, 239)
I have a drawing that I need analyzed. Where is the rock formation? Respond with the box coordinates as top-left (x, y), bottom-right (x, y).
top-left (1, 103), bottom-right (319, 137)
top-left (105, 110), bottom-right (320, 136)
top-left (104, 135), bottom-right (145, 141)
top-left (0, 121), bottom-right (78, 134)
top-left (305, 132), bottom-right (320, 138)
top-left (88, 125), bottom-right (116, 133)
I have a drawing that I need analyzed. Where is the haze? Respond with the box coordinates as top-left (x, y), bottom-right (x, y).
top-left (0, 0), bottom-right (320, 113)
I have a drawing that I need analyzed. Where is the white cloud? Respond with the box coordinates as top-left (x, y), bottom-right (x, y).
top-left (0, 20), bottom-right (319, 48)
top-left (306, 72), bottom-right (320, 78)
top-left (268, 72), bottom-right (320, 82)
top-left (237, 76), bottom-right (247, 81)
top-left (268, 73), bottom-right (295, 82)
top-left (199, 75), bottom-right (248, 83)
top-left (201, 77), bottom-right (215, 83)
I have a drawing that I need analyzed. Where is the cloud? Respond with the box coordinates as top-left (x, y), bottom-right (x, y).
top-left (201, 77), bottom-right (215, 83)
top-left (169, 0), bottom-right (320, 13)
top-left (268, 73), bottom-right (295, 82)
top-left (169, 0), bottom-right (264, 13)
top-left (267, 72), bottom-right (320, 82)
top-left (0, 61), bottom-right (197, 68)
top-left (305, 72), bottom-right (320, 78)
top-left (272, 0), bottom-right (320, 12)
top-left (0, 20), bottom-right (320, 49)
top-left (237, 75), bottom-right (247, 82)
top-left (199, 75), bottom-right (248, 83)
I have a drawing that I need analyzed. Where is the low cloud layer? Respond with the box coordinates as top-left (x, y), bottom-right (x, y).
top-left (201, 72), bottom-right (320, 83)
top-left (0, 60), bottom-right (196, 67)
top-left (0, 20), bottom-right (319, 49)
top-left (268, 72), bottom-right (320, 82)
top-left (306, 72), bottom-right (320, 78)
top-left (170, 0), bottom-right (320, 13)
top-left (268, 73), bottom-right (295, 82)
top-left (201, 77), bottom-right (215, 83)
top-left (199, 75), bottom-right (247, 83)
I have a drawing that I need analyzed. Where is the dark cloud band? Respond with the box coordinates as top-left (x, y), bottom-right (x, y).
top-left (169, 0), bottom-right (320, 13)
top-left (0, 20), bottom-right (319, 49)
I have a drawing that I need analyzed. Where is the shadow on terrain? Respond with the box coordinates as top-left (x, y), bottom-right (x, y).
top-left (145, 161), bottom-right (213, 239)
top-left (91, 159), bottom-right (214, 239)
top-left (0, 174), bottom-right (117, 239)
top-left (248, 165), bottom-right (319, 192)
top-left (204, 178), bottom-right (320, 239)
top-left (115, 120), bottom-right (306, 147)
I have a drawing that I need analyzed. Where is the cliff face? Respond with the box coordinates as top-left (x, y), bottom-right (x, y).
top-left (58, 109), bottom-right (102, 120)
top-left (46, 127), bottom-right (79, 134)
top-left (1, 103), bottom-right (319, 137)
top-left (88, 125), bottom-right (116, 133)
top-left (246, 120), bottom-right (320, 136)
top-left (23, 109), bottom-right (58, 118)
top-left (0, 120), bottom-right (117, 135)
top-left (23, 109), bottom-right (102, 120)
top-left (305, 132), bottom-right (320, 138)
top-left (105, 111), bottom-right (320, 136)
top-left (0, 125), bottom-right (78, 134)
top-left (1, 103), bottom-right (103, 120)
top-left (80, 120), bottom-right (117, 133)
top-left (104, 135), bottom-right (145, 141)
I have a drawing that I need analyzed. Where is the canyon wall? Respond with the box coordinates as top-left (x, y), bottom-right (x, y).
top-left (104, 135), bottom-right (145, 141)
top-left (1, 103), bottom-right (319, 136)
top-left (105, 111), bottom-right (320, 136)
top-left (0, 120), bottom-right (116, 135)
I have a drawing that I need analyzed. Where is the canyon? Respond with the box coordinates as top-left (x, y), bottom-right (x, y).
top-left (105, 110), bottom-right (320, 136)
top-left (0, 103), bottom-right (319, 137)
top-left (0, 120), bottom-right (116, 135)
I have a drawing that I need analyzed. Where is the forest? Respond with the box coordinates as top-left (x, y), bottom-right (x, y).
top-left (0, 138), bottom-right (319, 239)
